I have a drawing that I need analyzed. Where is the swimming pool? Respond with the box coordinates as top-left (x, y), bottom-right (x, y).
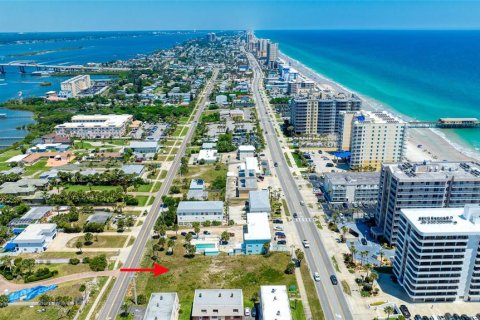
top-left (195, 243), bottom-right (216, 249)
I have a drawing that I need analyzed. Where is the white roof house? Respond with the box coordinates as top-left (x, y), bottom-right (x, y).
top-left (259, 286), bottom-right (293, 320)
top-left (12, 223), bottom-right (57, 253)
top-left (198, 149), bottom-right (218, 163)
top-left (244, 212), bottom-right (271, 241)
top-left (238, 145), bottom-right (255, 152)
top-left (143, 292), bottom-right (179, 320)
top-left (245, 157), bottom-right (260, 174)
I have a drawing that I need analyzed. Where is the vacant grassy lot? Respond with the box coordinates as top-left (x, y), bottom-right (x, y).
top-left (134, 183), bottom-right (154, 192)
top-left (135, 195), bottom-right (150, 206)
top-left (24, 159), bottom-right (48, 175)
top-left (67, 235), bottom-right (131, 248)
top-left (135, 242), bottom-right (299, 320)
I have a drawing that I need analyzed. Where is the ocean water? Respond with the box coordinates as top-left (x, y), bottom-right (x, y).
top-left (257, 30), bottom-right (480, 156)
top-left (0, 31), bottom-right (203, 147)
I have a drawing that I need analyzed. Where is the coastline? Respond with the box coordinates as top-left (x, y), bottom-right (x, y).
top-left (279, 51), bottom-right (478, 163)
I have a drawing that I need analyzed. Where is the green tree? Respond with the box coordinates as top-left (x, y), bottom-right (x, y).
top-left (75, 241), bottom-right (83, 254)
top-left (384, 306), bottom-right (394, 320)
top-left (38, 294), bottom-right (52, 306)
top-left (263, 242), bottom-right (271, 255)
top-left (221, 231), bottom-right (230, 242)
top-left (285, 262), bottom-right (295, 274)
top-left (21, 258), bottom-right (35, 275)
top-left (192, 222), bottom-right (200, 234)
top-left (89, 255), bottom-right (107, 271)
top-left (295, 249), bottom-right (305, 266)
top-left (185, 233), bottom-right (192, 243)
top-left (172, 224), bottom-right (179, 237)
top-left (84, 232), bottom-right (93, 245)
top-left (0, 295), bottom-right (8, 308)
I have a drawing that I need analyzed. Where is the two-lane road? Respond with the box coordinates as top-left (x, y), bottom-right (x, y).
top-left (247, 51), bottom-right (353, 320)
top-left (97, 68), bottom-right (219, 320)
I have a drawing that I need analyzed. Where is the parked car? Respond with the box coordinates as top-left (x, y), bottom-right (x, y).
top-left (276, 234), bottom-right (286, 239)
top-left (361, 238), bottom-right (368, 245)
top-left (313, 272), bottom-right (320, 282)
top-left (274, 162), bottom-right (278, 167)
top-left (274, 226), bottom-right (284, 231)
top-left (302, 240), bottom-right (310, 248)
top-left (300, 200), bottom-right (305, 206)
top-left (326, 163), bottom-right (334, 167)
top-left (273, 219), bottom-right (283, 224)
top-left (251, 307), bottom-right (257, 317)
top-left (244, 307), bottom-right (251, 316)
top-left (275, 231), bottom-right (285, 236)
top-left (414, 316), bottom-right (422, 320)
top-left (399, 305), bottom-right (411, 318)
top-left (277, 240), bottom-right (287, 245)
top-left (330, 275), bottom-right (338, 285)
top-left (203, 230), bottom-right (211, 235)
top-left (181, 232), bottom-right (187, 237)
top-left (293, 212), bottom-right (298, 218)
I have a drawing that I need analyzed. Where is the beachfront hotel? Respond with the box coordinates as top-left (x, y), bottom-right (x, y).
top-left (374, 161), bottom-right (480, 244)
top-left (60, 74), bottom-right (92, 98)
top-left (289, 92), bottom-right (361, 135)
top-left (393, 205), bottom-right (480, 302)
top-left (339, 110), bottom-right (407, 170)
top-left (55, 114), bottom-right (133, 139)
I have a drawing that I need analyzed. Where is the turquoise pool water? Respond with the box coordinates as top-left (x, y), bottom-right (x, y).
top-left (195, 243), bottom-right (216, 249)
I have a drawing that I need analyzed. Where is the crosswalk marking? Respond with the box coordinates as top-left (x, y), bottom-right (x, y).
top-left (294, 217), bottom-right (314, 222)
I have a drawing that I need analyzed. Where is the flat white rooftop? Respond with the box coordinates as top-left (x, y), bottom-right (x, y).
top-left (401, 205), bottom-right (480, 235)
top-left (238, 145), bottom-right (255, 152)
top-left (260, 285), bottom-right (292, 320)
top-left (12, 223), bottom-right (56, 243)
top-left (56, 114), bottom-right (132, 129)
top-left (244, 212), bottom-right (271, 241)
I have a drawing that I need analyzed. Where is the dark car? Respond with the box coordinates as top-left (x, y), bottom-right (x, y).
top-left (277, 240), bottom-right (287, 245)
top-left (326, 162), bottom-right (334, 167)
top-left (399, 305), bottom-right (411, 318)
top-left (414, 316), bottom-right (422, 320)
top-left (277, 234), bottom-right (286, 239)
top-left (422, 316), bottom-right (429, 320)
top-left (293, 213), bottom-right (298, 218)
top-left (361, 238), bottom-right (368, 245)
top-left (330, 275), bottom-right (338, 285)
top-left (203, 230), bottom-right (211, 235)
top-left (181, 232), bottom-right (187, 236)
top-left (460, 315), bottom-right (470, 320)
top-left (275, 232), bottom-right (285, 236)
top-left (274, 162), bottom-right (278, 167)
top-left (273, 219), bottom-right (283, 224)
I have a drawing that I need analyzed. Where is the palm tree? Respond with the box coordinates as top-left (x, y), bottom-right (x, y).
top-left (379, 249), bottom-right (384, 266)
top-left (158, 237), bottom-right (166, 250)
top-left (364, 263), bottom-right (372, 279)
top-left (349, 243), bottom-right (358, 264)
top-left (360, 250), bottom-right (369, 266)
top-left (0, 256), bottom-right (12, 274)
top-left (341, 226), bottom-right (349, 243)
top-left (263, 242), bottom-right (271, 255)
top-left (172, 224), bottom-right (179, 238)
top-left (76, 241), bottom-right (83, 254)
top-left (384, 306), bottom-right (394, 320)
top-left (295, 249), bottom-right (305, 266)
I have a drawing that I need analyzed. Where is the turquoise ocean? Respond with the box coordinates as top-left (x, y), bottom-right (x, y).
top-left (256, 30), bottom-right (480, 157)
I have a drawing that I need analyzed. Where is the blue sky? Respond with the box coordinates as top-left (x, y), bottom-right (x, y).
top-left (1, 1), bottom-right (480, 32)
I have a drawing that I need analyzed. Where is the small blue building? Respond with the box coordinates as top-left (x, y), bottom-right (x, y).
top-left (243, 212), bottom-right (271, 255)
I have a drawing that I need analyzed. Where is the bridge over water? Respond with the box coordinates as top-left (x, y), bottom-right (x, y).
top-left (0, 60), bottom-right (131, 74)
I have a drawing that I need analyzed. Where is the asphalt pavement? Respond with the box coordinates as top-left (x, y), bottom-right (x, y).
top-left (246, 50), bottom-right (354, 320)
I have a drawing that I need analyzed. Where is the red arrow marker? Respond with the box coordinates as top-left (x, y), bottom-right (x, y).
top-left (120, 263), bottom-right (169, 277)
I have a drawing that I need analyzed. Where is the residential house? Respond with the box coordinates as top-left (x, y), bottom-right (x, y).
top-left (243, 212), bottom-right (271, 255)
top-left (11, 224), bottom-right (57, 253)
top-left (177, 201), bottom-right (224, 226)
top-left (191, 289), bottom-right (244, 320)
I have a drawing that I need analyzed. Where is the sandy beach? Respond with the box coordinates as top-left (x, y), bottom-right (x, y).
top-left (279, 52), bottom-right (478, 163)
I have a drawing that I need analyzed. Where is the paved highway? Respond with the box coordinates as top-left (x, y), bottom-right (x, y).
top-left (97, 68), bottom-right (219, 320)
top-left (247, 52), bottom-right (353, 320)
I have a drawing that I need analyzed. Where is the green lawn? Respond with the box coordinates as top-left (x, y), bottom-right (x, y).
top-left (135, 195), bottom-right (150, 206)
top-left (284, 152), bottom-right (293, 167)
top-left (135, 183), bottom-right (154, 192)
top-left (66, 235), bottom-right (131, 248)
top-left (63, 185), bottom-right (122, 192)
top-left (291, 152), bottom-right (307, 168)
top-left (173, 126), bottom-right (188, 137)
top-left (290, 300), bottom-right (307, 320)
top-left (0, 149), bottom-right (22, 170)
top-left (135, 243), bottom-right (300, 320)
top-left (24, 159), bottom-right (48, 175)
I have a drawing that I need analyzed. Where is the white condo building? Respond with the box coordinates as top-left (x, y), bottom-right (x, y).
top-left (394, 205), bottom-right (480, 302)
top-left (55, 114), bottom-right (133, 139)
top-left (60, 75), bottom-right (92, 97)
top-left (339, 111), bottom-right (407, 170)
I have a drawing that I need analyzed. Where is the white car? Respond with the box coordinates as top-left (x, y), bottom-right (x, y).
top-left (302, 240), bottom-right (310, 248)
top-left (244, 307), bottom-right (251, 316)
top-left (313, 272), bottom-right (320, 282)
top-left (274, 226), bottom-right (284, 231)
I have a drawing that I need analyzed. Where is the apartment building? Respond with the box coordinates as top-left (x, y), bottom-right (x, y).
top-left (60, 75), bottom-right (92, 98)
top-left (191, 289), bottom-right (244, 320)
top-left (374, 161), bottom-right (480, 244)
top-left (393, 205), bottom-right (480, 302)
top-left (341, 111), bottom-right (407, 170)
top-left (176, 201), bottom-right (224, 226)
top-left (323, 172), bottom-right (380, 203)
top-left (259, 286), bottom-right (293, 320)
top-left (290, 92), bottom-right (361, 135)
top-left (55, 114), bottom-right (133, 139)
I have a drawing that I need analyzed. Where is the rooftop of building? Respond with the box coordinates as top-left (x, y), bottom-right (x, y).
top-left (238, 145), bottom-right (255, 152)
top-left (12, 223), bottom-right (56, 243)
top-left (128, 141), bottom-right (159, 148)
top-left (56, 114), bottom-right (132, 129)
top-left (192, 289), bottom-right (243, 317)
top-left (354, 110), bottom-right (405, 125)
top-left (143, 292), bottom-right (178, 320)
top-left (260, 285), bottom-right (292, 320)
top-left (189, 179), bottom-right (205, 190)
top-left (385, 161), bottom-right (480, 180)
top-left (244, 212), bottom-right (271, 241)
top-left (401, 205), bottom-right (480, 235)
top-left (324, 171), bottom-right (380, 186)
top-left (249, 190), bottom-right (271, 211)
top-left (121, 164), bottom-right (144, 175)
top-left (177, 201), bottom-right (224, 212)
